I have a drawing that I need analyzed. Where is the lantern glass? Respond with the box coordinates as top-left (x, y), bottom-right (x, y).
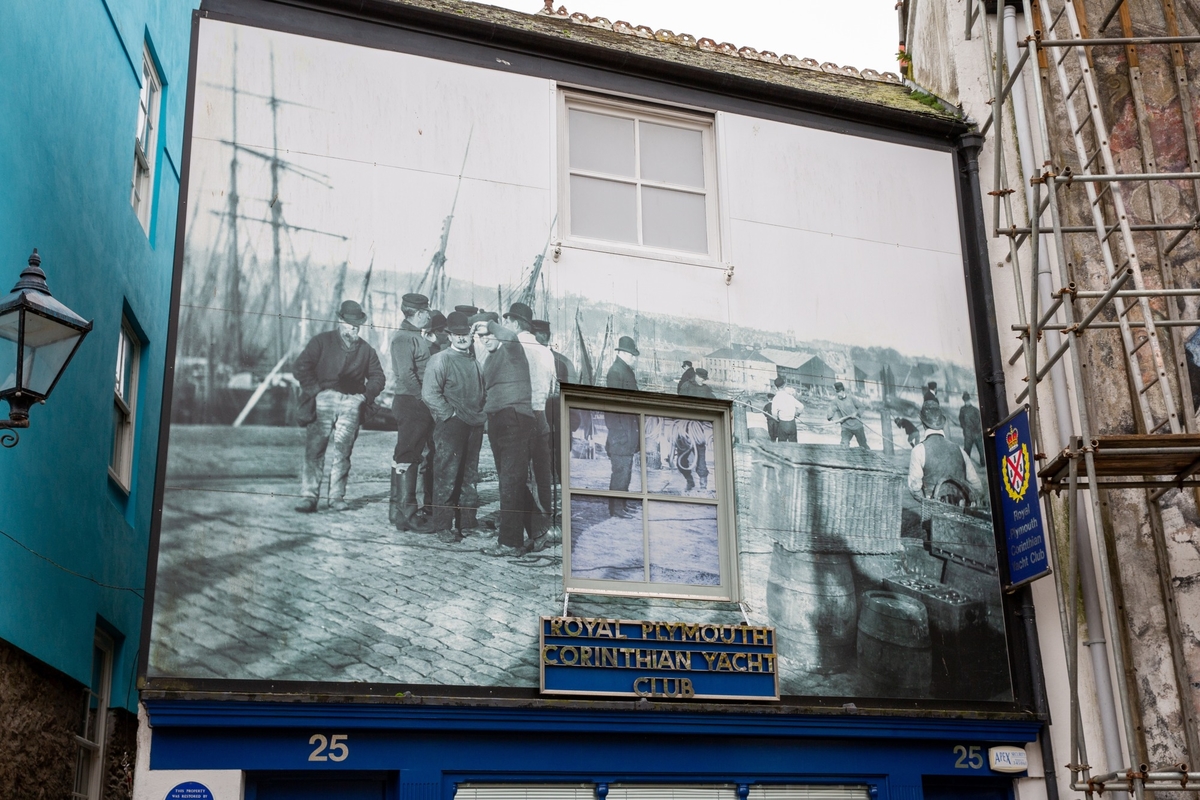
top-left (0, 308), bottom-right (18, 393)
top-left (0, 308), bottom-right (86, 398)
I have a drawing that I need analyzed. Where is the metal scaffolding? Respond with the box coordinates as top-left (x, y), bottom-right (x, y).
top-left (964, 0), bottom-right (1200, 795)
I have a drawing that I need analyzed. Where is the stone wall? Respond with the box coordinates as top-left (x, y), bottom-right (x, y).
top-left (0, 637), bottom-right (84, 799)
top-left (0, 638), bottom-right (138, 800)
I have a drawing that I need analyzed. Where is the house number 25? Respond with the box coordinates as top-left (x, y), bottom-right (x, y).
top-left (953, 745), bottom-right (984, 769)
top-left (308, 734), bottom-right (349, 762)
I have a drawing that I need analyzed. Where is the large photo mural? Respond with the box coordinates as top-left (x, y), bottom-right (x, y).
top-left (147, 18), bottom-right (1012, 702)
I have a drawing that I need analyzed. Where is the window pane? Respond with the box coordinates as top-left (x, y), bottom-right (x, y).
top-left (112, 402), bottom-right (128, 473)
top-left (570, 495), bottom-right (644, 581)
top-left (569, 110), bottom-right (634, 176)
top-left (648, 501), bottom-right (720, 586)
top-left (117, 328), bottom-right (134, 403)
top-left (640, 122), bottom-right (704, 187)
top-left (644, 416), bottom-right (715, 498)
top-left (641, 187), bottom-right (707, 253)
top-left (570, 176), bottom-right (637, 244)
top-left (569, 409), bottom-right (641, 492)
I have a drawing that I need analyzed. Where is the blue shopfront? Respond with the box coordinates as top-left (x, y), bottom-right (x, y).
top-left (144, 701), bottom-right (1035, 800)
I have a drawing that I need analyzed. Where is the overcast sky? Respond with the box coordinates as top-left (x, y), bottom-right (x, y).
top-left (484, 0), bottom-right (902, 75)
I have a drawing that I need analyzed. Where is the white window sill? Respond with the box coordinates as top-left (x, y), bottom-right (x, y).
top-left (108, 466), bottom-right (132, 496)
top-left (559, 238), bottom-right (725, 270)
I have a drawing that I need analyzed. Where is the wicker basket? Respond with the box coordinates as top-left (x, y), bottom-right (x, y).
top-left (747, 442), bottom-right (904, 554)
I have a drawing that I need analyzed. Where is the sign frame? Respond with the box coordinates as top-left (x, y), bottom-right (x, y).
top-left (539, 616), bottom-right (780, 702)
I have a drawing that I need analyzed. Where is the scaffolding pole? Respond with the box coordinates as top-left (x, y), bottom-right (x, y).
top-left (965, 0), bottom-right (1200, 793)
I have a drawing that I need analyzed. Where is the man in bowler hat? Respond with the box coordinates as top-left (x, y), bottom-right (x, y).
top-left (422, 312), bottom-right (485, 543)
top-left (390, 292), bottom-right (434, 531)
top-left (605, 337), bottom-right (640, 517)
top-left (292, 300), bottom-right (385, 512)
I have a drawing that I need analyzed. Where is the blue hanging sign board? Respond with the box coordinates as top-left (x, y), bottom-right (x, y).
top-left (993, 406), bottom-right (1052, 590)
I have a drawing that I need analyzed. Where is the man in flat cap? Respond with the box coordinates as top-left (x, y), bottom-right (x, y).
top-left (605, 336), bottom-right (640, 517)
top-left (827, 380), bottom-right (867, 449)
top-left (476, 315), bottom-right (549, 555)
top-left (457, 310), bottom-right (500, 530)
top-left (908, 399), bottom-right (981, 506)
top-left (771, 376), bottom-right (803, 443)
top-left (503, 302), bottom-right (558, 528)
top-left (959, 391), bottom-right (984, 467)
top-left (679, 367), bottom-right (715, 399)
top-left (677, 361), bottom-right (696, 394)
top-left (422, 312), bottom-right (486, 543)
top-left (389, 292), bottom-right (434, 531)
top-left (293, 300), bottom-right (385, 512)
top-left (416, 309), bottom-right (449, 517)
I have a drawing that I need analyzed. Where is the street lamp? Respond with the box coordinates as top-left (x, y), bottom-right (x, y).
top-left (0, 249), bottom-right (93, 448)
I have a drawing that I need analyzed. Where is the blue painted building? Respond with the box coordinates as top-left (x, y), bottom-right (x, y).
top-left (0, 0), bottom-right (195, 796)
top-left (135, 2), bottom-right (1058, 800)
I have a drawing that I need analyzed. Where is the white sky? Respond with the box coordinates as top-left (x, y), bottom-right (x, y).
top-left (483, 0), bottom-right (901, 75)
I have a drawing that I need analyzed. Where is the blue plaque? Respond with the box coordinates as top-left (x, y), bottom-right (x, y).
top-left (166, 782), bottom-right (215, 800)
top-left (540, 617), bottom-right (779, 701)
top-left (993, 407), bottom-right (1051, 590)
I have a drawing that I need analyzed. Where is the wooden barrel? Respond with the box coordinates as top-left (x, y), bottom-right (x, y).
top-left (765, 542), bottom-right (858, 674)
top-left (857, 590), bottom-right (932, 695)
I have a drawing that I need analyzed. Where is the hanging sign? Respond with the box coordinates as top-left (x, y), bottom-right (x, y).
top-left (992, 406), bottom-right (1051, 590)
top-left (540, 617), bottom-right (778, 701)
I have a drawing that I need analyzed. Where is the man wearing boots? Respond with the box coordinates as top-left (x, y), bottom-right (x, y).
top-left (503, 302), bottom-right (557, 530)
top-left (476, 317), bottom-right (550, 556)
top-left (390, 293), bottom-right (434, 531)
top-left (422, 312), bottom-right (485, 543)
top-left (293, 300), bottom-right (385, 513)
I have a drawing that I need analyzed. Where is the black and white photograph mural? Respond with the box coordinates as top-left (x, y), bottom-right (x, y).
top-left (148, 19), bottom-right (1012, 702)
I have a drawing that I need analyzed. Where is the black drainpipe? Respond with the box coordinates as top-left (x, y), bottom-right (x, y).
top-left (958, 131), bottom-right (1060, 800)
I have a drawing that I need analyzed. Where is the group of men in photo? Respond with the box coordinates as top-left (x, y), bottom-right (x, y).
top-left (292, 294), bottom-right (578, 558)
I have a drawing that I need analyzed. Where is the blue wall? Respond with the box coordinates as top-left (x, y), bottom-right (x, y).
top-left (0, 0), bottom-right (196, 712)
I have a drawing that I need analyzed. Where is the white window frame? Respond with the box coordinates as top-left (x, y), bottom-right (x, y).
top-left (130, 43), bottom-right (162, 233)
top-left (109, 320), bottom-right (140, 491)
top-left (561, 386), bottom-right (738, 601)
top-left (558, 92), bottom-right (721, 266)
top-left (72, 631), bottom-right (114, 800)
